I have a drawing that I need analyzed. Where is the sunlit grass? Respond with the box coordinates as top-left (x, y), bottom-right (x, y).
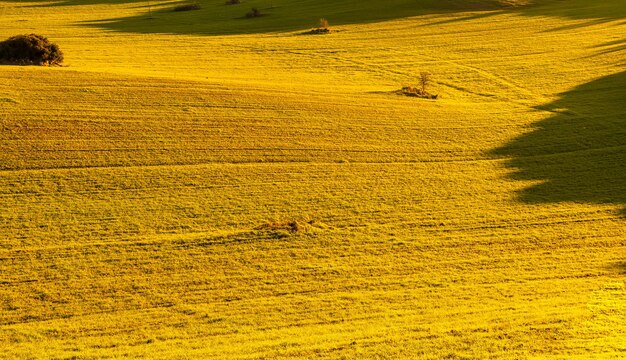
top-left (0, 0), bottom-right (625, 358)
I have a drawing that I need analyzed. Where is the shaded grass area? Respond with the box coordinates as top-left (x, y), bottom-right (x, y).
top-left (20, 0), bottom-right (149, 5)
top-left (12, 0), bottom-right (626, 37)
top-left (17, 0), bottom-right (524, 36)
top-left (491, 71), bottom-right (626, 216)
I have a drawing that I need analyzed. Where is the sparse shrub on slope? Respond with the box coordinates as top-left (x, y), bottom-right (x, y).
top-left (399, 86), bottom-right (438, 99)
top-left (302, 18), bottom-right (332, 35)
top-left (398, 72), bottom-right (438, 99)
top-left (173, 3), bottom-right (201, 11)
top-left (0, 34), bottom-right (63, 66)
top-left (246, 8), bottom-right (263, 18)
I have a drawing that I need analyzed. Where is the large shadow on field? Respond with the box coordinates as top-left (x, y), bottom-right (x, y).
top-left (12, 0), bottom-right (625, 36)
top-left (19, 0), bottom-right (147, 5)
top-left (14, 0), bottom-right (523, 36)
top-left (491, 71), bottom-right (626, 216)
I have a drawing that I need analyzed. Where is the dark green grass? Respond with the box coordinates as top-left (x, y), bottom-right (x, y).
top-left (16, 0), bottom-right (626, 36)
top-left (40, 0), bottom-right (515, 35)
top-left (491, 71), bottom-right (626, 216)
top-left (23, 0), bottom-right (146, 5)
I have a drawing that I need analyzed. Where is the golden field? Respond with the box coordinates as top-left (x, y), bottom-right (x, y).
top-left (0, 0), bottom-right (625, 358)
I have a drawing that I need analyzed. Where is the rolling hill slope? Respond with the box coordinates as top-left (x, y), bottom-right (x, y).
top-left (1, 0), bottom-right (625, 358)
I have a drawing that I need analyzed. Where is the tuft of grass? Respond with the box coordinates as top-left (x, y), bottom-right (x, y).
top-left (319, 18), bottom-right (330, 29)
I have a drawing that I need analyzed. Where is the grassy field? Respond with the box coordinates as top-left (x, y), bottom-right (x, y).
top-left (1, 0), bottom-right (625, 358)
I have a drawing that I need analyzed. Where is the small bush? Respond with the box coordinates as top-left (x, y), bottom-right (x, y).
top-left (246, 8), bottom-right (262, 18)
top-left (0, 34), bottom-right (63, 66)
top-left (173, 3), bottom-right (201, 11)
top-left (303, 28), bottom-right (331, 35)
top-left (399, 86), bottom-right (438, 99)
top-left (302, 18), bottom-right (332, 35)
top-left (225, 0), bottom-right (240, 4)
top-left (397, 72), bottom-right (438, 99)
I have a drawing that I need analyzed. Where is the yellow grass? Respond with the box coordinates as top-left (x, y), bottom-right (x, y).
top-left (1, 0), bottom-right (625, 358)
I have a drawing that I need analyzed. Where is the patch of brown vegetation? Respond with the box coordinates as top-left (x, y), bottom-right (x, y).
top-left (397, 86), bottom-right (438, 99)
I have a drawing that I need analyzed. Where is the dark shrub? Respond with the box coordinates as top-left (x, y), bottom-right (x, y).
top-left (301, 18), bottom-right (332, 35)
top-left (303, 28), bottom-right (331, 35)
top-left (225, 0), bottom-right (240, 4)
top-left (399, 86), bottom-right (438, 99)
top-left (397, 72), bottom-right (438, 99)
top-left (246, 8), bottom-right (262, 18)
top-left (0, 34), bottom-right (63, 66)
top-left (173, 3), bottom-right (201, 11)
